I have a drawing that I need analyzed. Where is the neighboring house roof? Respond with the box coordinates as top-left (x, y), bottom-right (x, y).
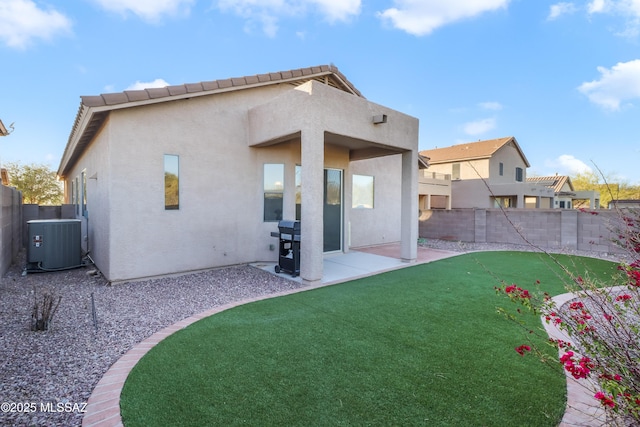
top-left (418, 154), bottom-right (430, 169)
top-left (58, 64), bottom-right (362, 177)
top-left (0, 119), bottom-right (8, 136)
top-left (419, 136), bottom-right (530, 167)
top-left (527, 175), bottom-right (574, 194)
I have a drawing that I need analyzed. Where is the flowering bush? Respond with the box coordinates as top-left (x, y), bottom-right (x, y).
top-left (496, 207), bottom-right (640, 425)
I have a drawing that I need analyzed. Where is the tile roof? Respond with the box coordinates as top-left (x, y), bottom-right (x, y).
top-left (58, 65), bottom-right (362, 177)
top-left (527, 175), bottom-right (574, 193)
top-left (419, 136), bottom-right (530, 167)
top-left (80, 64), bottom-right (362, 108)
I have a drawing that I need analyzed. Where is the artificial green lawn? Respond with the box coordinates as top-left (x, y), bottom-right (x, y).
top-left (120, 251), bottom-right (618, 426)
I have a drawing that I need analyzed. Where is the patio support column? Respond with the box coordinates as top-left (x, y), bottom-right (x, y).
top-left (300, 128), bottom-right (324, 284)
top-left (400, 150), bottom-right (418, 263)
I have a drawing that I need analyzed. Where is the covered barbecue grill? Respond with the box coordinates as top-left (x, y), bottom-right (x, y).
top-left (271, 220), bottom-right (301, 277)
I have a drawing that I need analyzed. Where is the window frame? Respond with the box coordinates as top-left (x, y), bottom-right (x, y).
top-left (452, 163), bottom-right (461, 180)
top-left (164, 154), bottom-right (180, 210)
top-left (263, 163), bottom-right (284, 222)
top-left (515, 167), bottom-right (524, 182)
top-left (352, 174), bottom-right (374, 209)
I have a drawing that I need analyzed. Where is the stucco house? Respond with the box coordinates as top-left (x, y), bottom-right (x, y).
top-left (57, 65), bottom-right (419, 284)
top-left (527, 175), bottom-right (600, 209)
top-left (419, 136), bottom-right (555, 209)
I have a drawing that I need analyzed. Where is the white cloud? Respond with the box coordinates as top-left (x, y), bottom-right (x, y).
top-left (588, 0), bottom-right (640, 16)
top-left (548, 2), bottom-right (578, 20)
top-left (377, 0), bottom-right (510, 36)
top-left (312, 0), bottom-right (360, 22)
top-left (91, 0), bottom-right (194, 22)
top-left (478, 101), bottom-right (502, 110)
top-left (126, 79), bottom-right (170, 90)
top-left (578, 59), bottom-right (640, 110)
top-left (0, 0), bottom-right (72, 49)
top-left (216, 0), bottom-right (361, 37)
top-left (587, 0), bottom-right (640, 37)
top-left (587, 0), bottom-right (608, 14)
top-left (463, 117), bottom-right (496, 135)
top-left (546, 155), bottom-right (593, 175)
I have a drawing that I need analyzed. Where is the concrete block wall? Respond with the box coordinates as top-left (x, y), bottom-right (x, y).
top-left (420, 208), bottom-right (626, 254)
top-left (1, 185), bottom-right (22, 276)
top-left (419, 209), bottom-right (475, 242)
top-left (576, 210), bottom-right (621, 253)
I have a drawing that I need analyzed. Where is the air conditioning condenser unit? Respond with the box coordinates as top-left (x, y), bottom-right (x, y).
top-left (26, 219), bottom-right (83, 272)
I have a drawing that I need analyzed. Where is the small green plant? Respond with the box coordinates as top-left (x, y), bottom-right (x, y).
top-left (31, 286), bottom-right (62, 331)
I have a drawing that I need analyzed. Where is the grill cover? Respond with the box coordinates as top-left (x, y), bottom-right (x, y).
top-left (278, 220), bottom-right (300, 235)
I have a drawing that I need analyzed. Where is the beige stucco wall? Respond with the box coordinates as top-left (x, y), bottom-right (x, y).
top-left (488, 143), bottom-right (527, 184)
top-left (63, 81), bottom-right (419, 283)
top-left (349, 155), bottom-right (402, 247)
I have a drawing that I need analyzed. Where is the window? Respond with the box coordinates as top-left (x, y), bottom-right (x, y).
top-left (515, 167), bottom-right (523, 182)
top-left (81, 170), bottom-right (87, 217)
top-left (452, 163), bottom-right (460, 180)
top-left (352, 174), bottom-right (374, 209)
top-left (74, 177), bottom-right (79, 214)
top-left (499, 162), bottom-right (504, 176)
top-left (264, 164), bottom-right (284, 221)
top-left (493, 197), bottom-right (513, 208)
top-left (71, 179), bottom-right (76, 209)
top-left (164, 154), bottom-right (179, 210)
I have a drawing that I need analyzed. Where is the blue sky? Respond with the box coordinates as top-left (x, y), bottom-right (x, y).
top-left (1, 0), bottom-right (639, 184)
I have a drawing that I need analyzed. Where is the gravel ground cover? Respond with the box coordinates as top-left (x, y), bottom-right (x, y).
top-left (0, 241), bottom-right (629, 426)
top-left (0, 256), bottom-right (303, 427)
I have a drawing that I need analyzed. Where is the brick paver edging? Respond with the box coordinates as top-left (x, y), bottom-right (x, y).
top-left (81, 285), bottom-right (317, 427)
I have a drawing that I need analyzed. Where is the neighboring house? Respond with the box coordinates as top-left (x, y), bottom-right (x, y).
top-left (527, 175), bottom-right (600, 209)
top-left (419, 136), bottom-right (555, 209)
top-left (0, 119), bottom-right (9, 137)
top-left (609, 199), bottom-right (640, 209)
top-left (57, 65), bottom-right (420, 284)
top-left (418, 154), bottom-right (452, 211)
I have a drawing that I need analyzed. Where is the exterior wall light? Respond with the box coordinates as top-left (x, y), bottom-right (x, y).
top-left (372, 114), bottom-right (387, 124)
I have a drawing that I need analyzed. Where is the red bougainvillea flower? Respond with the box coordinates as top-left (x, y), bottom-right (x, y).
top-left (616, 294), bottom-right (632, 302)
top-left (560, 351), bottom-right (574, 363)
top-left (515, 345), bottom-right (531, 356)
top-left (569, 301), bottom-right (585, 310)
top-left (595, 391), bottom-right (616, 408)
top-left (560, 352), bottom-right (593, 379)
